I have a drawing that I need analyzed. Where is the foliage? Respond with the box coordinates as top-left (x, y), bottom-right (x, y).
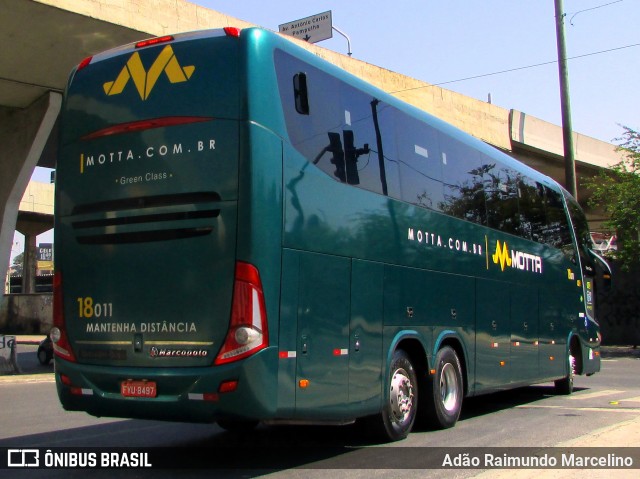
top-left (12, 253), bottom-right (23, 267)
top-left (586, 126), bottom-right (640, 270)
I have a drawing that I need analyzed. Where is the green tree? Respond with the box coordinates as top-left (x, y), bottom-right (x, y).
top-left (587, 126), bottom-right (640, 270)
top-left (12, 252), bottom-right (24, 267)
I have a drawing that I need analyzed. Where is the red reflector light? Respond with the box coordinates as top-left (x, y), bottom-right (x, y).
top-left (60, 374), bottom-right (73, 386)
top-left (136, 35), bottom-right (174, 48)
top-left (77, 56), bottom-right (93, 71)
top-left (224, 27), bottom-right (241, 38)
top-left (218, 380), bottom-right (238, 394)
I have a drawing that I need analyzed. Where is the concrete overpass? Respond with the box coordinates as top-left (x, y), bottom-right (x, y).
top-left (12, 181), bottom-right (54, 294)
top-left (0, 0), bottom-right (623, 286)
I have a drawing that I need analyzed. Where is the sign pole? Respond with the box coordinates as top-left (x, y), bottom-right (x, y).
top-left (332, 25), bottom-right (352, 57)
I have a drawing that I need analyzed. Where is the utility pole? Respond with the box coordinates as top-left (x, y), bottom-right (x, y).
top-left (554, 0), bottom-right (577, 199)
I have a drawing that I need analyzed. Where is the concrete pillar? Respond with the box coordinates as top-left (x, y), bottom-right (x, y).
top-left (0, 92), bottom-right (61, 287)
top-left (15, 214), bottom-right (54, 294)
top-left (23, 234), bottom-right (37, 294)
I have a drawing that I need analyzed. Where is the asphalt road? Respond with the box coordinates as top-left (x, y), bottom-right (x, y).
top-left (1, 344), bottom-right (639, 478)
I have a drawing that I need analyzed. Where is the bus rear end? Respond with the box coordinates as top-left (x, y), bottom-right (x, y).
top-left (53, 29), bottom-right (275, 422)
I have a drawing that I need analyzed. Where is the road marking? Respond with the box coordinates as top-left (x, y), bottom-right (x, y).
top-left (569, 389), bottom-right (623, 400)
top-left (0, 374), bottom-right (55, 384)
top-left (619, 395), bottom-right (640, 403)
top-left (516, 404), bottom-right (640, 413)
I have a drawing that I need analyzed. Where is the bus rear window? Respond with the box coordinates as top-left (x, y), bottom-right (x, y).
top-left (62, 36), bottom-right (240, 146)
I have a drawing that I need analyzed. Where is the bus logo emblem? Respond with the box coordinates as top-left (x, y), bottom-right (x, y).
top-left (103, 45), bottom-right (195, 100)
top-left (489, 238), bottom-right (543, 274)
top-left (491, 240), bottom-right (512, 272)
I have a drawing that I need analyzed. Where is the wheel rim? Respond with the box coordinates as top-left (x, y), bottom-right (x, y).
top-left (569, 354), bottom-right (576, 382)
top-left (389, 367), bottom-right (414, 425)
top-left (440, 362), bottom-right (459, 413)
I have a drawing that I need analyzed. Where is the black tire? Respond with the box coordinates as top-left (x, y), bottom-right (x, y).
top-left (554, 353), bottom-right (575, 395)
top-left (37, 347), bottom-right (51, 365)
top-left (365, 349), bottom-right (418, 442)
top-left (421, 346), bottom-right (463, 429)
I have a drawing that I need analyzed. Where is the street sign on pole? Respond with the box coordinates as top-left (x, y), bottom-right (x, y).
top-left (279, 11), bottom-right (333, 44)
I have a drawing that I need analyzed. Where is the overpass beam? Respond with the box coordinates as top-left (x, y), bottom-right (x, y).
top-left (0, 92), bottom-right (62, 288)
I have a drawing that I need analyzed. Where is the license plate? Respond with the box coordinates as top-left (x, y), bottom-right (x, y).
top-left (121, 380), bottom-right (157, 398)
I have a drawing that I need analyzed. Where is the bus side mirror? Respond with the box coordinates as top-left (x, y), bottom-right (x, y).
top-left (293, 73), bottom-right (309, 115)
top-left (589, 249), bottom-right (612, 293)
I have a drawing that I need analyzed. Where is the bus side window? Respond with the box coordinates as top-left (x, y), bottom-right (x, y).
top-left (517, 178), bottom-right (546, 242)
top-left (395, 110), bottom-right (444, 212)
top-left (485, 163), bottom-right (520, 235)
top-left (371, 102), bottom-right (401, 199)
top-left (542, 187), bottom-right (576, 260)
top-left (316, 132), bottom-right (346, 182)
top-left (566, 197), bottom-right (596, 275)
top-left (440, 137), bottom-right (487, 225)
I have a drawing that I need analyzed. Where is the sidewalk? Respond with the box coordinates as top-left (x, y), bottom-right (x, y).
top-left (473, 345), bottom-right (640, 478)
top-left (473, 415), bottom-right (640, 478)
top-left (0, 334), bottom-right (49, 376)
top-left (15, 334), bottom-right (47, 345)
top-left (600, 344), bottom-right (640, 359)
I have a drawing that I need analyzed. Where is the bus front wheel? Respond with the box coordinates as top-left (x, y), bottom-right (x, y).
top-left (554, 353), bottom-right (575, 395)
top-left (422, 346), bottom-right (463, 429)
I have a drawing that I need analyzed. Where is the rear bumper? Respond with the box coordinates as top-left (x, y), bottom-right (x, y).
top-left (55, 347), bottom-right (278, 422)
top-left (583, 343), bottom-right (601, 376)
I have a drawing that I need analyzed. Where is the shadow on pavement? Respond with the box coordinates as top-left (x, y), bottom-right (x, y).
top-left (600, 345), bottom-right (640, 359)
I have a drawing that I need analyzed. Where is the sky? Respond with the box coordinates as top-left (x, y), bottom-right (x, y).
top-left (17, 0), bottom-right (639, 260)
top-left (200, 0), bottom-right (639, 144)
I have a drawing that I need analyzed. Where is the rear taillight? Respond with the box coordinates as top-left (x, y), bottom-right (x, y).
top-left (52, 271), bottom-right (76, 362)
top-left (223, 27), bottom-right (241, 38)
top-left (215, 262), bottom-right (268, 365)
top-left (76, 56), bottom-right (93, 71)
top-left (135, 35), bottom-right (174, 48)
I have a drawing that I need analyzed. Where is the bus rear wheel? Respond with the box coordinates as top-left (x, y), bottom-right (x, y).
top-left (365, 349), bottom-right (418, 442)
top-left (422, 346), bottom-right (463, 429)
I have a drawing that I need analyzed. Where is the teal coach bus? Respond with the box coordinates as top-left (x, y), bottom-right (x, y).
top-left (53, 27), bottom-right (610, 441)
